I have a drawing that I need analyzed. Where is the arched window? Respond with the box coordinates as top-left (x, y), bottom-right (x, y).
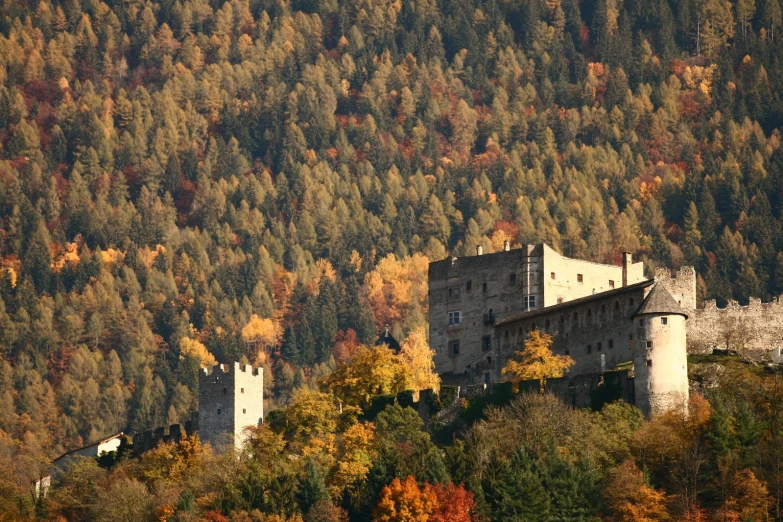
top-left (614, 301), bottom-right (620, 310)
top-left (601, 304), bottom-right (606, 313)
top-left (530, 322), bottom-right (537, 331)
top-left (629, 297), bottom-right (635, 307)
top-left (587, 309), bottom-right (592, 320)
top-left (572, 312), bottom-right (578, 328)
top-left (518, 327), bottom-right (522, 336)
top-left (504, 330), bottom-right (509, 339)
top-left (545, 319), bottom-right (550, 329)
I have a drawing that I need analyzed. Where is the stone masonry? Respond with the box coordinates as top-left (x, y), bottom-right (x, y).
top-left (199, 362), bottom-right (263, 448)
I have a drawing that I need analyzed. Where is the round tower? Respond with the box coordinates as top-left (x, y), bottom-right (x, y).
top-left (632, 284), bottom-right (689, 417)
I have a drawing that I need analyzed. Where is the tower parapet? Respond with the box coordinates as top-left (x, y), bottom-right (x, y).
top-left (198, 362), bottom-right (263, 449)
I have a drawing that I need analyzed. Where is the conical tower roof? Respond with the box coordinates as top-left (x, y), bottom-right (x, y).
top-left (632, 283), bottom-right (689, 319)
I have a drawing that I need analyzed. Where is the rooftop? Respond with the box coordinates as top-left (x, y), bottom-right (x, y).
top-left (632, 283), bottom-right (689, 319)
top-left (495, 279), bottom-right (655, 326)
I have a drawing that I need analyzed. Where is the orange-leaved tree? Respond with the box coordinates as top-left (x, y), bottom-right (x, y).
top-left (398, 327), bottom-right (440, 397)
top-left (604, 460), bottom-right (671, 522)
top-left (501, 330), bottom-right (574, 392)
top-left (374, 476), bottom-right (438, 522)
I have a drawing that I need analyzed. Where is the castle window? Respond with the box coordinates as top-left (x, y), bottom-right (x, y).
top-left (518, 327), bottom-right (522, 335)
top-left (638, 319), bottom-right (644, 326)
top-left (449, 286), bottom-right (460, 298)
top-left (487, 357), bottom-right (492, 364)
top-left (241, 388), bottom-right (244, 393)
top-left (629, 334), bottom-right (633, 341)
top-left (217, 409), bottom-right (222, 415)
top-left (223, 387), bottom-right (227, 395)
top-left (601, 304), bottom-right (606, 313)
top-left (530, 322), bottom-right (537, 331)
top-left (545, 319), bottom-right (550, 329)
top-left (504, 330), bottom-right (509, 339)
top-left (565, 349), bottom-right (570, 356)
top-left (510, 273), bottom-right (517, 285)
top-left (661, 317), bottom-right (668, 325)
top-left (609, 280), bottom-right (615, 288)
top-left (587, 344), bottom-right (592, 354)
top-left (524, 295), bottom-right (536, 308)
top-left (243, 409), bottom-right (246, 414)
top-left (448, 311), bottom-right (462, 325)
top-left (557, 297), bottom-right (564, 304)
top-left (609, 339), bottom-right (614, 349)
top-left (551, 272), bottom-right (556, 280)
top-left (482, 282), bottom-right (487, 293)
top-left (629, 298), bottom-right (635, 306)
top-left (577, 274), bottom-right (583, 283)
top-left (646, 341), bottom-right (653, 348)
top-left (450, 341), bottom-right (460, 356)
top-left (647, 359), bottom-right (653, 367)
top-left (597, 342), bottom-right (602, 351)
top-left (560, 315), bottom-right (564, 325)
top-left (587, 309), bottom-right (592, 321)
top-left (614, 301), bottom-right (620, 310)
top-left (482, 336), bottom-right (492, 351)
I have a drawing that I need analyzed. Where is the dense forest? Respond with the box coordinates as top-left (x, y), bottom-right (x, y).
top-left (1, 0), bottom-right (783, 518)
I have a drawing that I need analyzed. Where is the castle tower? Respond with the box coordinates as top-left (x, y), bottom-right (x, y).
top-left (632, 284), bottom-right (689, 417)
top-left (199, 363), bottom-right (263, 448)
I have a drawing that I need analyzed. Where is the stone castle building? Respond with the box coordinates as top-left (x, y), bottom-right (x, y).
top-left (429, 244), bottom-right (694, 416)
top-left (198, 362), bottom-right (264, 448)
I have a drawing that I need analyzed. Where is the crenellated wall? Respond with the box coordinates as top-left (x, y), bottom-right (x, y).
top-left (687, 297), bottom-right (783, 354)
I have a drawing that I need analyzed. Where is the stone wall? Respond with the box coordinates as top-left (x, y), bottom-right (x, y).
top-left (687, 297), bottom-right (783, 354)
top-left (654, 267), bottom-right (697, 311)
top-left (132, 422), bottom-right (196, 453)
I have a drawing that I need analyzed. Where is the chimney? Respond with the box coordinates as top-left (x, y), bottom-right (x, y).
top-left (503, 240), bottom-right (510, 251)
top-left (622, 252), bottom-right (632, 286)
top-left (476, 245), bottom-right (483, 256)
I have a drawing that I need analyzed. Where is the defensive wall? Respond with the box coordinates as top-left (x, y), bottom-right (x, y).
top-left (132, 421), bottom-right (198, 453)
top-left (199, 362), bottom-right (264, 448)
top-left (687, 297), bottom-right (783, 354)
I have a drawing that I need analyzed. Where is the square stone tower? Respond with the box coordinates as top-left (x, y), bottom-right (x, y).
top-left (199, 363), bottom-right (263, 448)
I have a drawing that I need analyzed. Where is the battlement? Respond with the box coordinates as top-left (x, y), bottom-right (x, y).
top-left (653, 266), bottom-right (697, 311)
top-left (688, 295), bottom-right (783, 354)
top-left (200, 362), bottom-right (262, 378)
top-left (132, 421), bottom-right (197, 453)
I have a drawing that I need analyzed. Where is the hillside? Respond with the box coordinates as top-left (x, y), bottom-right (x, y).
top-left (1, 0), bottom-right (783, 518)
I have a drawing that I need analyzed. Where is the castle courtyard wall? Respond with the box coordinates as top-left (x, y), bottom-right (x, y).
top-left (686, 298), bottom-right (783, 354)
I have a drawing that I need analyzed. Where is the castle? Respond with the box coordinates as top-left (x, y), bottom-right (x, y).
top-left (428, 243), bottom-right (694, 417)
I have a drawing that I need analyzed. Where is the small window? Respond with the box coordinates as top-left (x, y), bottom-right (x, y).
top-left (565, 349), bottom-right (570, 356)
top-left (551, 272), bottom-right (556, 280)
top-left (241, 388), bottom-right (244, 393)
top-left (597, 342), bottom-right (602, 352)
top-left (449, 286), bottom-right (460, 298)
top-left (217, 408), bottom-right (222, 415)
top-left (223, 387), bottom-right (227, 394)
top-left (587, 344), bottom-right (592, 354)
top-left (482, 282), bottom-right (488, 293)
top-left (587, 309), bottom-right (592, 320)
top-left (629, 334), bottom-right (633, 341)
top-left (545, 319), bottom-right (550, 329)
top-left (646, 341), bottom-right (653, 348)
top-left (577, 274), bottom-right (583, 283)
top-left (450, 341), bottom-right (460, 355)
top-left (524, 295), bottom-right (536, 308)
top-left (614, 301), bottom-right (620, 310)
top-left (510, 273), bottom-right (517, 285)
top-left (466, 280), bottom-right (472, 292)
top-left (482, 336), bottom-right (492, 351)
top-left (609, 280), bottom-right (615, 288)
top-left (448, 311), bottom-right (462, 325)
top-left (638, 319), bottom-right (644, 326)
top-left (530, 322), bottom-right (537, 331)
top-left (661, 317), bottom-right (668, 325)
top-left (517, 327), bottom-right (522, 335)
top-left (609, 339), bottom-right (614, 349)
top-left (487, 357), bottom-right (492, 364)
top-left (557, 297), bottom-right (564, 304)
top-left (504, 330), bottom-right (509, 339)
top-left (629, 298), bottom-right (635, 306)
top-left (243, 408), bottom-right (246, 414)
top-left (647, 359), bottom-right (653, 367)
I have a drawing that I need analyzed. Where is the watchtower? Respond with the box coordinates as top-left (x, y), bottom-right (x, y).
top-left (199, 363), bottom-right (263, 448)
top-left (633, 284), bottom-right (689, 417)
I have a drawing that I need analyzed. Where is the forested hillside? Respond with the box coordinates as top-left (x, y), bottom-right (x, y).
top-left (1, 0), bottom-right (783, 518)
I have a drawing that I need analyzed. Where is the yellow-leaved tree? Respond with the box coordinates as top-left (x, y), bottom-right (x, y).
top-left (501, 330), bottom-right (574, 392)
top-left (319, 346), bottom-right (412, 411)
top-left (364, 253), bottom-right (430, 331)
top-left (178, 336), bottom-right (217, 368)
top-left (398, 327), bottom-right (440, 398)
top-left (242, 314), bottom-right (281, 364)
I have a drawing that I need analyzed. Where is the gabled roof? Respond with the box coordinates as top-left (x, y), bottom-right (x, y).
top-left (632, 283), bottom-right (689, 319)
top-left (53, 432), bottom-right (124, 464)
top-left (495, 279), bottom-right (654, 326)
